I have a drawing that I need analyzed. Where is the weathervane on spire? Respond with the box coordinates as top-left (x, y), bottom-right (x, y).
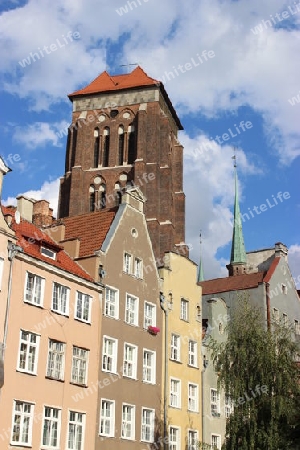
top-left (232, 146), bottom-right (237, 168)
top-left (197, 230), bottom-right (205, 282)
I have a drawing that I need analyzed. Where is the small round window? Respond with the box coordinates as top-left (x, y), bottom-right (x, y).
top-left (131, 228), bottom-right (138, 238)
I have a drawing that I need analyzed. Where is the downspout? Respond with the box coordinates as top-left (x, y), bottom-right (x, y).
top-left (265, 282), bottom-right (271, 331)
top-left (160, 292), bottom-right (168, 450)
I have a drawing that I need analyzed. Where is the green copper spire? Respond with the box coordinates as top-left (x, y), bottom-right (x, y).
top-left (197, 232), bottom-right (205, 282)
top-left (230, 161), bottom-right (247, 264)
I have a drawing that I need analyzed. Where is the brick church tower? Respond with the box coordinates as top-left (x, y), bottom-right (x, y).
top-left (58, 66), bottom-right (187, 260)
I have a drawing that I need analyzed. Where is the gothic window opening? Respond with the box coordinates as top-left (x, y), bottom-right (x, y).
top-left (115, 182), bottom-right (122, 205)
top-left (118, 126), bottom-right (124, 166)
top-left (99, 183), bottom-right (106, 209)
top-left (70, 124), bottom-right (78, 168)
top-left (89, 185), bottom-right (95, 212)
top-left (94, 128), bottom-right (100, 168)
top-left (127, 124), bottom-right (136, 164)
top-left (103, 127), bottom-right (110, 167)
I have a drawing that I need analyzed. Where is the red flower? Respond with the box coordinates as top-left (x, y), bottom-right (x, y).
top-left (148, 326), bottom-right (160, 335)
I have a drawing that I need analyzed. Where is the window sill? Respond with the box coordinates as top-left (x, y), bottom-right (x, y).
top-left (16, 369), bottom-right (37, 377)
top-left (187, 364), bottom-right (199, 369)
top-left (70, 381), bottom-right (88, 388)
top-left (10, 443), bottom-right (32, 448)
top-left (170, 358), bottom-right (182, 364)
top-left (23, 299), bottom-right (43, 308)
top-left (74, 317), bottom-right (91, 325)
top-left (45, 376), bottom-right (65, 383)
top-left (51, 309), bottom-right (69, 318)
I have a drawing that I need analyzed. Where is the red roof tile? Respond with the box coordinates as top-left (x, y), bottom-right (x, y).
top-left (2, 206), bottom-right (93, 282)
top-left (199, 272), bottom-right (265, 295)
top-left (59, 208), bottom-right (117, 258)
top-left (263, 257), bottom-right (280, 283)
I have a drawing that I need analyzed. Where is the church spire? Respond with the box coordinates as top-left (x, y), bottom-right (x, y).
top-left (197, 231), bottom-right (205, 282)
top-left (227, 153), bottom-right (247, 276)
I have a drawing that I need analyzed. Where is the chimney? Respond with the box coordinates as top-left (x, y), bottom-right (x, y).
top-left (275, 242), bottom-right (288, 260)
top-left (32, 200), bottom-right (54, 227)
top-left (17, 196), bottom-right (34, 222)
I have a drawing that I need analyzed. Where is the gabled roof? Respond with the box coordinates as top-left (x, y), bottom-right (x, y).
top-left (2, 206), bottom-right (93, 281)
top-left (199, 257), bottom-right (282, 295)
top-left (68, 65), bottom-right (183, 130)
top-left (59, 208), bottom-right (117, 258)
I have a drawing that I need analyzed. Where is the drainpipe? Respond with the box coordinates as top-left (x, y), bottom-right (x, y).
top-left (160, 292), bottom-right (168, 450)
top-left (265, 282), bottom-right (271, 331)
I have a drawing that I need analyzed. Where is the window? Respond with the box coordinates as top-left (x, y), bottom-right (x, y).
top-left (99, 400), bottom-right (115, 437)
top-left (94, 128), bottom-right (100, 168)
top-left (211, 389), bottom-right (220, 416)
top-left (143, 349), bottom-right (156, 384)
top-left (180, 298), bottom-right (189, 321)
top-left (125, 294), bottom-right (139, 326)
top-left (273, 308), bottom-right (279, 323)
top-left (75, 292), bottom-right (92, 323)
top-left (42, 407), bottom-right (61, 448)
top-left (128, 124), bottom-right (136, 164)
top-left (282, 283), bottom-right (287, 294)
top-left (11, 401), bottom-right (34, 445)
top-left (188, 340), bottom-right (198, 367)
top-left (47, 340), bottom-right (65, 380)
top-left (41, 247), bottom-right (56, 260)
top-left (102, 336), bottom-right (118, 373)
top-left (134, 257), bottom-right (143, 278)
top-left (169, 426), bottom-right (180, 450)
top-left (102, 127), bottom-right (110, 167)
top-left (188, 383), bottom-right (198, 412)
top-left (71, 347), bottom-right (89, 385)
top-left (17, 330), bottom-right (40, 375)
top-left (211, 434), bottom-right (221, 449)
top-left (25, 272), bottom-right (44, 306)
top-left (144, 302), bottom-right (156, 328)
top-left (294, 319), bottom-right (299, 335)
top-left (188, 430), bottom-right (198, 450)
top-left (283, 313), bottom-right (288, 326)
top-left (170, 378), bottom-right (181, 408)
top-left (123, 343), bottom-right (137, 379)
top-left (104, 286), bottom-right (119, 319)
top-left (225, 394), bottom-right (233, 418)
top-left (170, 334), bottom-right (180, 361)
top-left (118, 126), bottom-right (124, 166)
top-left (52, 283), bottom-right (69, 315)
top-left (121, 404), bottom-right (135, 440)
top-left (124, 253), bottom-right (132, 274)
top-left (141, 408), bottom-right (154, 442)
top-left (89, 186), bottom-right (95, 212)
top-left (67, 411), bottom-right (85, 450)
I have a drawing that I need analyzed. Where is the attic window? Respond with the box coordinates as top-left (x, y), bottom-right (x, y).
top-left (41, 247), bottom-right (56, 260)
top-left (110, 110), bottom-right (119, 118)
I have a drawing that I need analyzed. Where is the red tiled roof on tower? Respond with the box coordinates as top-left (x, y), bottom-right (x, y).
top-left (69, 66), bottom-right (159, 97)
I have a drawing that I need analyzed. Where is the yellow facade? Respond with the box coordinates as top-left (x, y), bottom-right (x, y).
top-left (159, 252), bottom-right (202, 449)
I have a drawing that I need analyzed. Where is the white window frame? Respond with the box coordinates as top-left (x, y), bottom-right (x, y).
top-left (170, 334), bottom-right (180, 361)
top-left (210, 389), bottom-right (220, 416)
top-left (188, 340), bottom-right (198, 367)
top-left (273, 307), bottom-right (279, 324)
top-left (52, 282), bottom-right (69, 316)
top-left (46, 340), bottom-right (65, 381)
top-left (24, 272), bottom-right (45, 306)
top-left (121, 403), bottom-right (135, 440)
top-left (170, 378), bottom-right (181, 408)
top-left (71, 346), bottom-right (89, 385)
top-left (75, 291), bottom-right (92, 323)
top-left (67, 410), bottom-right (85, 450)
top-left (41, 247), bottom-right (56, 260)
top-left (169, 426), bottom-right (180, 450)
top-left (104, 286), bottom-right (119, 319)
top-left (144, 301), bottom-right (156, 328)
top-left (124, 252), bottom-right (132, 274)
top-left (188, 383), bottom-right (199, 412)
top-left (141, 408), bottom-right (155, 443)
top-left (134, 257), bottom-right (143, 278)
top-left (99, 399), bottom-right (115, 437)
top-left (142, 349), bottom-right (156, 384)
top-left (180, 298), bottom-right (189, 321)
top-left (41, 406), bottom-right (61, 449)
top-left (188, 429), bottom-right (198, 450)
top-left (123, 343), bottom-right (137, 379)
top-left (17, 330), bottom-right (40, 375)
top-left (225, 394), bottom-right (233, 418)
top-left (211, 434), bottom-right (221, 450)
top-left (11, 400), bottom-right (34, 446)
top-left (102, 336), bottom-right (118, 373)
top-left (125, 293), bottom-right (139, 326)
top-left (295, 319), bottom-right (300, 335)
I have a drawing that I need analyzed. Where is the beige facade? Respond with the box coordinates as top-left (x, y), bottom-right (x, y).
top-left (159, 252), bottom-right (202, 449)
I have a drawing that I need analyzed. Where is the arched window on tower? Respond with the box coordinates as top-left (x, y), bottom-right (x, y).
top-left (103, 127), bottom-right (110, 167)
top-left (89, 185), bottom-right (95, 212)
top-left (70, 124), bottom-right (78, 168)
top-left (99, 183), bottom-right (106, 209)
top-left (127, 124), bottom-right (136, 164)
top-left (94, 128), bottom-right (100, 168)
top-left (118, 125), bottom-right (124, 166)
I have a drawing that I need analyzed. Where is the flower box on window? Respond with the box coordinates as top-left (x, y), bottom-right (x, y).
top-left (148, 326), bottom-right (160, 335)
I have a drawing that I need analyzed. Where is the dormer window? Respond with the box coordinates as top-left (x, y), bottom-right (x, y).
top-left (41, 247), bottom-right (56, 260)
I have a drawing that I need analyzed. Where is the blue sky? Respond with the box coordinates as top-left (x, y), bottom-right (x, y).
top-left (0, 0), bottom-right (299, 282)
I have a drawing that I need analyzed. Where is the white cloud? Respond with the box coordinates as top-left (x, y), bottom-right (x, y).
top-left (3, 177), bottom-right (60, 217)
top-left (13, 121), bottom-right (69, 148)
